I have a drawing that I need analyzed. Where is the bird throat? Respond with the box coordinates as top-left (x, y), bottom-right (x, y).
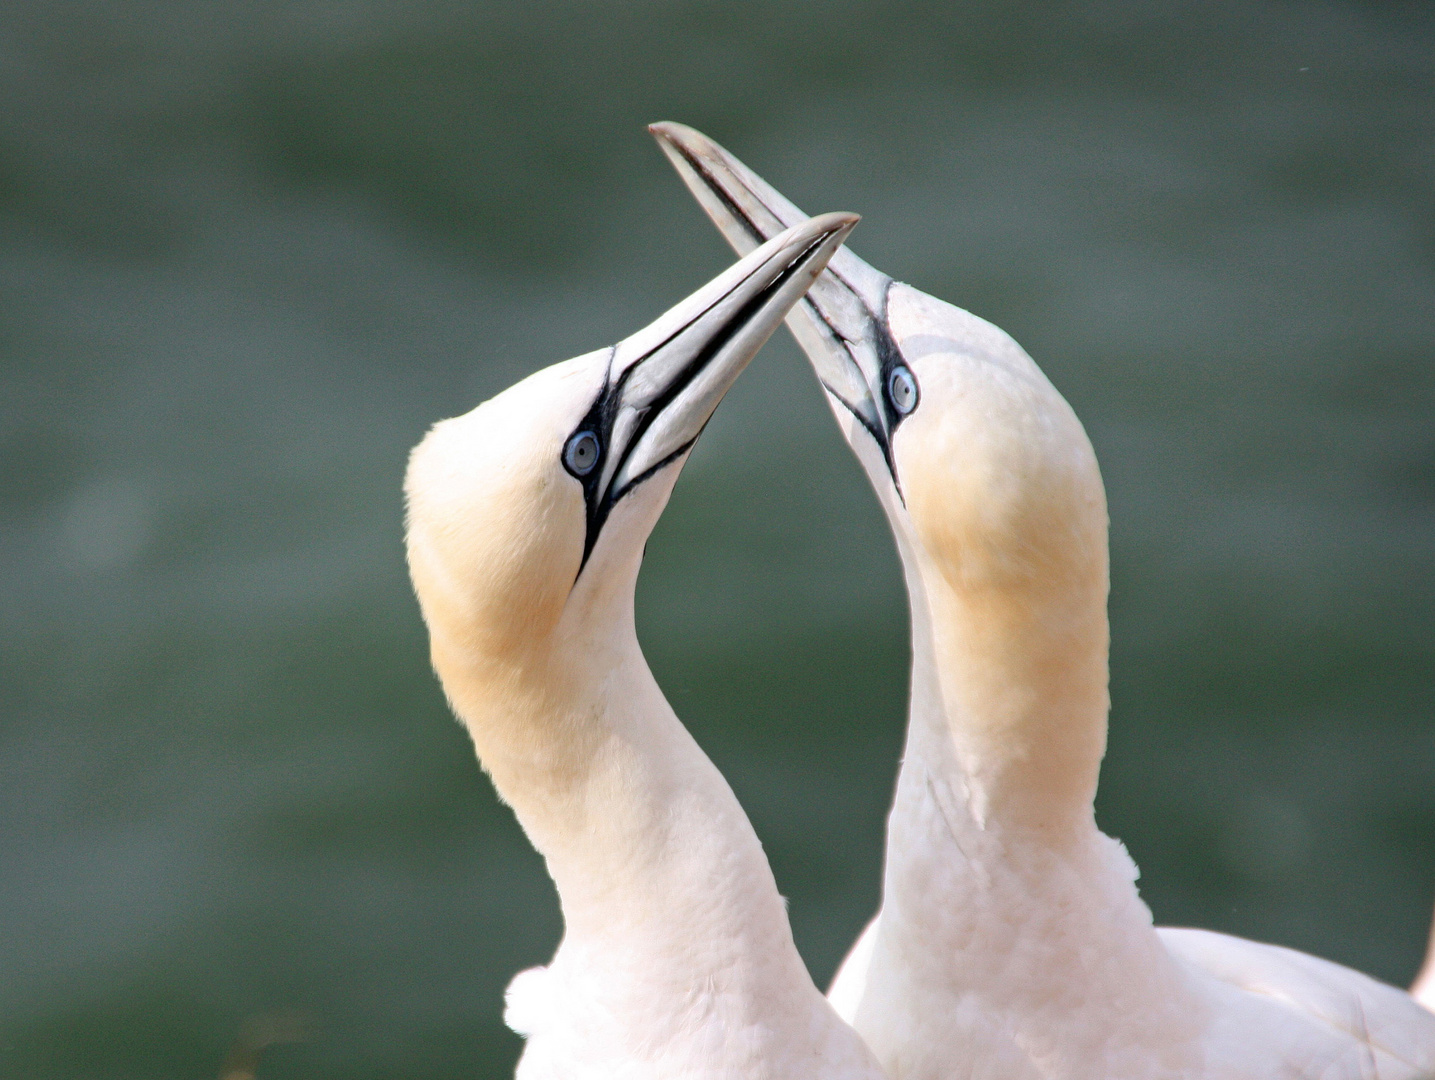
top-left (904, 548), bottom-right (1111, 839)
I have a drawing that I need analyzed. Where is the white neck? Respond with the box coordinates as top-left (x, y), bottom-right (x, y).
top-left (906, 534), bottom-right (1111, 835)
top-left (851, 519), bottom-right (1208, 1071)
top-left (428, 554), bottom-right (846, 1072)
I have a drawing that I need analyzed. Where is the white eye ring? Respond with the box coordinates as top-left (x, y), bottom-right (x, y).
top-left (564, 431), bottom-right (600, 476)
top-left (888, 366), bottom-right (918, 415)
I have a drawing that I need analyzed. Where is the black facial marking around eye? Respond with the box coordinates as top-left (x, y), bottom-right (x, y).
top-left (806, 280), bottom-right (910, 499)
top-left (667, 138), bottom-right (913, 494)
top-left (873, 285), bottom-right (914, 433)
top-left (563, 349), bottom-right (621, 574)
top-left (563, 238), bottom-right (833, 579)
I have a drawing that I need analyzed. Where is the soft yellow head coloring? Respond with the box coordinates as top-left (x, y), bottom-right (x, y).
top-left (404, 348), bottom-right (687, 811)
top-left (403, 212), bottom-right (858, 800)
top-left (406, 350), bottom-right (629, 675)
top-left (885, 285), bottom-right (1110, 828)
top-left (889, 288), bottom-right (1105, 601)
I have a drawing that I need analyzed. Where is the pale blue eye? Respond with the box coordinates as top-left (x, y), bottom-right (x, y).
top-left (564, 431), bottom-right (600, 476)
top-left (888, 366), bottom-right (918, 415)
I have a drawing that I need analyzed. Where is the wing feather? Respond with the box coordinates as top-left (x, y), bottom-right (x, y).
top-left (1160, 926), bottom-right (1435, 1077)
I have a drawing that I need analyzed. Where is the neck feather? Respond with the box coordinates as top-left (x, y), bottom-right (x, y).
top-left (900, 529), bottom-right (1111, 838)
top-left (860, 537), bottom-right (1208, 1062)
top-left (428, 578), bottom-right (808, 983)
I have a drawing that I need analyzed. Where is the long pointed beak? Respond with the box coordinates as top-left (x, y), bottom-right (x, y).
top-left (572, 210), bottom-right (859, 567)
top-left (649, 122), bottom-right (906, 485)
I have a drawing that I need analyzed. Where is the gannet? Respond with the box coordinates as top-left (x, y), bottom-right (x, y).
top-left (652, 121), bottom-right (1435, 1079)
top-left (404, 212), bottom-right (889, 1080)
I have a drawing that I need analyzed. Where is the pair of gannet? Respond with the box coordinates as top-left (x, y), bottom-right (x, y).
top-left (404, 124), bottom-right (1435, 1078)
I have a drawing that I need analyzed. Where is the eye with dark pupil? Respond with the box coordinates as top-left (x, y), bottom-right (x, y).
top-left (564, 431), bottom-right (600, 476)
top-left (888, 366), bottom-right (918, 415)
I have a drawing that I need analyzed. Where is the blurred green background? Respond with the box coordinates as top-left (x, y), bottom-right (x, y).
top-left (1, 2), bottom-right (1432, 1077)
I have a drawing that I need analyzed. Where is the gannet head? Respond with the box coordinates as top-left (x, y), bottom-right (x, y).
top-left (652, 124), bottom-right (1109, 822)
top-left (883, 286), bottom-right (1107, 605)
top-left (650, 122), bottom-right (1105, 599)
top-left (405, 212), bottom-right (859, 686)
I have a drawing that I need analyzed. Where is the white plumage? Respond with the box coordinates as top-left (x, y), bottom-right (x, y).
top-left (404, 213), bottom-right (888, 1080)
top-left (653, 121), bottom-right (1435, 1079)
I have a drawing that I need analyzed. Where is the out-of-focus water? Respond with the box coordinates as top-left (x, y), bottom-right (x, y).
top-left (1, 2), bottom-right (1432, 1077)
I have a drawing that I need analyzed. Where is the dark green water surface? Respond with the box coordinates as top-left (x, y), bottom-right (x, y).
top-left (1, 2), bottom-right (1433, 1077)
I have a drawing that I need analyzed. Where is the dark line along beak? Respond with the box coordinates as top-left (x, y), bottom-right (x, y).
top-left (649, 122), bottom-right (910, 490)
top-left (569, 211), bottom-right (859, 571)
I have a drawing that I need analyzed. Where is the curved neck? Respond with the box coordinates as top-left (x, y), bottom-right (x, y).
top-left (429, 574), bottom-right (807, 988)
top-left (898, 525), bottom-right (1111, 840)
top-left (859, 526), bottom-right (1208, 1058)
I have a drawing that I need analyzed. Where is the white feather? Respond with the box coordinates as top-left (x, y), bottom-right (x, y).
top-left (651, 121), bottom-right (1435, 1079)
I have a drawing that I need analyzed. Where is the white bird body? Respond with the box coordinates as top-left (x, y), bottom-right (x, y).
top-left (405, 214), bottom-right (887, 1080)
top-left (653, 122), bottom-right (1435, 1079)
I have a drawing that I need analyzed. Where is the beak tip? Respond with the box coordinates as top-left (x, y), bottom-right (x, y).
top-left (816, 210), bottom-right (861, 241)
top-left (648, 120), bottom-right (710, 156)
top-left (649, 125), bottom-right (858, 245)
